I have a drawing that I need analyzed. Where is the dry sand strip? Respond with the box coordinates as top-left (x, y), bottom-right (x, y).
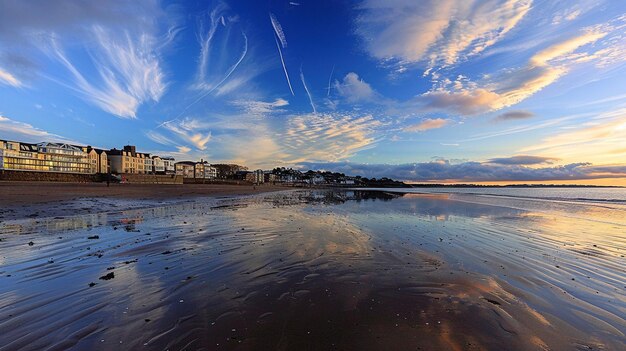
top-left (0, 182), bottom-right (294, 220)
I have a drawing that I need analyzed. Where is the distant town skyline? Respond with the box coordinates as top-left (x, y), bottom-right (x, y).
top-left (1, 1), bottom-right (625, 184)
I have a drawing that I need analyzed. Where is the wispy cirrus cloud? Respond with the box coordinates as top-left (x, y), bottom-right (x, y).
top-left (356, 0), bottom-right (532, 73)
top-left (0, 0), bottom-right (172, 118)
top-left (417, 21), bottom-right (624, 114)
top-left (160, 118), bottom-right (212, 150)
top-left (145, 130), bottom-right (177, 146)
top-left (0, 68), bottom-right (23, 87)
top-left (194, 4), bottom-right (248, 94)
top-left (0, 115), bottom-right (74, 143)
top-left (47, 28), bottom-right (167, 119)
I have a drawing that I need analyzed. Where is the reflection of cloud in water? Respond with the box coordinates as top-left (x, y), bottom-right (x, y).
top-left (1, 190), bottom-right (625, 349)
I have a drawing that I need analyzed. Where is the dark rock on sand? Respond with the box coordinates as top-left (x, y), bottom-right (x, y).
top-left (99, 272), bottom-right (115, 280)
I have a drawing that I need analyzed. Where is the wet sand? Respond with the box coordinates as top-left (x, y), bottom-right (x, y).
top-left (0, 190), bottom-right (625, 350)
top-left (0, 182), bottom-right (291, 221)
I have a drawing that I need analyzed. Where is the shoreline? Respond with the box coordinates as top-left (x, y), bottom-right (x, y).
top-left (0, 182), bottom-right (294, 221)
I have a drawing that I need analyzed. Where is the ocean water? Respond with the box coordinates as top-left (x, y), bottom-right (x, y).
top-left (364, 187), bottom-right (626, 226)
top-left (1, 189), bottom-right (625, 350)
top-left (366, 186), bottom-right (626, 203)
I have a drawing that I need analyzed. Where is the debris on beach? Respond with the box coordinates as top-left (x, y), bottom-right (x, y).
top-left (99, 272), bottom-right (115, 280)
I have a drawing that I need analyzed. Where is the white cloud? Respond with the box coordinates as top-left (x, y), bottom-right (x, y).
top-left (356, 0), bottom-right (532, 72)
top-left (0, 68), bottom-right (23, 87)
top-left (161, 118), bottom-right (212, 150)
top-left (177, 146), bottom-right (191, 154)
top-left (270, 13), bottom-right (287, 48)
top-left (333, 72), bottom-right (375, 103)
top-left (404, 118), bottom-right (449, 132)
top-left (231, 98), bottom-right (289, 115)
top-left (552, 8), bottom-right (582, 25)
top-left (47, 28), bottom-right (167, 119)
top-left (194, 4), bottom-right (249, 94)
top-left (418, 24), bottom-right (617, 114)
top-left (145, 130), bottom-right (177, 146)
top-left (282, 113), bottom-right (382, 163)
top-left (150, 111), bottom-right (385, 168)
top-left (0, 0), bottom-right (172, 116)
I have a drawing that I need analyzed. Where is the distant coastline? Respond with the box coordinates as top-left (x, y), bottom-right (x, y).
top-left (405, 183), bottom-right (624, 188)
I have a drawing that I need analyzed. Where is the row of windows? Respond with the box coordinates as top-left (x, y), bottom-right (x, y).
top-left (40, 148), bottom-right (84, 156)
top-left (4, 157), bottom-right (90, 168)
top-left (3, 162), bottom-right (92, 174)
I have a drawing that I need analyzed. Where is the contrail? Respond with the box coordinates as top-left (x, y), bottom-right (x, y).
top-left (197, 5), bottom-right (226, 84)
top-left (326, 64), bottom-right (335, 97)
top-left (274, 34), bottom-right (294, 96)
top-left (170, 31), bottom-right (248, 121)
top-left (269, 13), bottom-right (287, 48)
top-left (300, 66), bottom-right (316, 113)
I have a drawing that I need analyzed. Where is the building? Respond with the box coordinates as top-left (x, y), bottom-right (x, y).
top-left (205, 165), bottom-right (217, 179)
top-left (310, 175), bottom-right (326, 185)
top-left (340, 177), bottom-right (356, 185)
top-left (152, 156), bottom-right (165, 174)
top-left (175, 160), bottom-right (217, 179)
top-left (0, 140), bottom-right (92, 174)
top-left (194, 161), bottom-right (205, 179)
top-left (175, 161), bottom-right (196, 178)
top-left (107, 145), bottom-right (148, 174)
top-left (162, 157), bottom-right (176, 174)
top-left (144, 153), bottom-right (153, 174)
top-left (197, 161), bottom-right (217, 179)
top-left (264, 172), bottom-right (277, 183)
top-left (86, 146), bottom-right (108, 174)
top-left (246, 169), bottom-right (265, 184)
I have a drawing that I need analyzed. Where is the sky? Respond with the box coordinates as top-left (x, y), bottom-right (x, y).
top-left (1, 0), bottom-right (625, 184)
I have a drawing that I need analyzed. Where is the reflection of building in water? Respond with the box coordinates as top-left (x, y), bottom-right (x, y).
top-left (262, 190), bottom-right (405, 207)
top-left (0, 213), bottom-right (110, 235)
top-left (120, 217), bottom-right (144, 225)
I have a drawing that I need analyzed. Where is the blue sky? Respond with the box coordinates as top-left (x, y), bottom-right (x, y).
top-left (1, 0), bottom-right (626, 183)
